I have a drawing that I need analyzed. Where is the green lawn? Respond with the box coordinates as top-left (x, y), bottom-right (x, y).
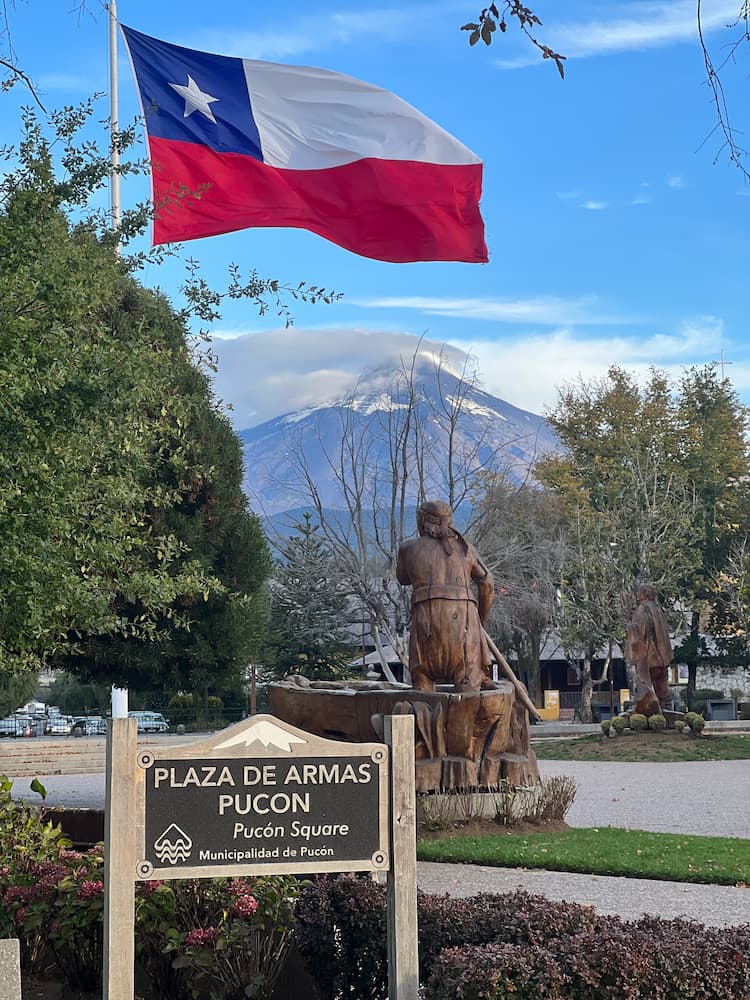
top-left (417, 826), bottom-right (750, 885)
top-left (532, 731), bottom-right (750, 762)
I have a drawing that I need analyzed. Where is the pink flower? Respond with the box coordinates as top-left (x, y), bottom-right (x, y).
top-left (233, 894), bottom-right (259, 917)
top-left (78, 880), bottom-right (104, 900)
top-left (3, 886), bottom-right (32, 904)
top-left (185, 927), bottom-right (220, 948)
top-left (139, 880), bottom-right (166, 894)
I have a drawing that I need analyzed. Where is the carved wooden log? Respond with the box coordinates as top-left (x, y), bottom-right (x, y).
top-left (444, 692), bottom-right (481, 757)
top-left (415, 759), bottom-right (443, 793)
top-left (441, 756), bottom-right (479, 789)
top-left (501, 747), bottom-right (540, 786)
top-left (476, 684), bottom-right (515, 759)
top-left (269, 677), bottom-right (539, 792)
top-left (478, 755), bottom-right (502, 786)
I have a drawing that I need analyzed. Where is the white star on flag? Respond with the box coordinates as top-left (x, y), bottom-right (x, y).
top-left (168, 75), bottom-right (219, 122)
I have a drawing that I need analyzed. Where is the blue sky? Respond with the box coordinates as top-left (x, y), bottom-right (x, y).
top-left (3, 1), bottom-right (749, 429)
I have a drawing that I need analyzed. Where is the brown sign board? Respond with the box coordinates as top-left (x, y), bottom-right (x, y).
top-left (134, 714), bottom-right (389, 880)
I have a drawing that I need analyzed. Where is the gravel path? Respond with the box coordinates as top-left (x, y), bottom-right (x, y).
top-left (12, 760), bottom-right (750, 928)
top-left (538, 758), bottom-right (750, 839)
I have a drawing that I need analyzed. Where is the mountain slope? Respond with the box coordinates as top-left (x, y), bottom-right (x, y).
top-left (239, 359), bottom-right (559, 518)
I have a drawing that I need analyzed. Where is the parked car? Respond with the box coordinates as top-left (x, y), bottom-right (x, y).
top-left (45, 715), bottom-right (74, 736)
top-left (128, 711), bottom-right (169, 733)
top-left (0, 715), bottom-right (36, 737)
top-left (70, 716), bottom-right (107, 736)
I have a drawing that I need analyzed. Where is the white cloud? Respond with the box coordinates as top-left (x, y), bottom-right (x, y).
top-left (185, 5), bottom-right (414, 61)
top-left (667, 175), bottom-right (687, 188)
top-left (495, 1), bottom-right (739, 67)
top-left (351, 294), bottom-right (627, 325)
top-left (210, 316), bottom-right (734, 428)
top-left (211, 328), bottom-right (466, 427)
top-left (582, 200), bottom-right (608, 210)
top-left (631, 192), bottom-right (652, 204)
top-left (449, 317), bottom-right (728, 413)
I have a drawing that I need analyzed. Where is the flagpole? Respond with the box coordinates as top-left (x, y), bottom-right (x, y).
top-left (109, 0), bottom-right (128, 722)
top-left (108, 0), bottom-right (121, 244)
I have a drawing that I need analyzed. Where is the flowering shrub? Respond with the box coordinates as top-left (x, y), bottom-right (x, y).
top-left (138, 874), bottom-right (301, 1000)
top-left (0, 845), bottom-right (105, 990)
top-left (46, 848), bottom-right (105, 992)
top-left (0, 774), bottom-right (70, 972)
top-left (0, 775), bottom-right (300, 999)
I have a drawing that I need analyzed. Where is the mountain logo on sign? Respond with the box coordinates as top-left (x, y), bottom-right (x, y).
top-left (214, 719), bottom-right (307, 752)
top-left (154, 823), bottom-right (193, 864)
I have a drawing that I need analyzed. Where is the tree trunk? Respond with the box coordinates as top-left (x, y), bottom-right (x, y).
top-left (528, 632), bottom-right (542, 707)
top-left (580, 653), bottom-right (593, 723)
top-left (686, 609), bottom-right (700, 709)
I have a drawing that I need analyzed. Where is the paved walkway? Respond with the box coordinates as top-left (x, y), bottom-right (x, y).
top-left (416, 862), bottom-right (750, 927)
top-left (11, 759), bottom-right (750, 928)
top-left (539, 758), bottom-right (750, 839)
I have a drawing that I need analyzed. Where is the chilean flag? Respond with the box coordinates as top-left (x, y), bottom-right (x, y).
top-left (121, 26), bottom-right (488, 263)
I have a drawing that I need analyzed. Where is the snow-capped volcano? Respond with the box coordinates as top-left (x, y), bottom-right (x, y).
top-left (239, 357), bottom-right (558, 518)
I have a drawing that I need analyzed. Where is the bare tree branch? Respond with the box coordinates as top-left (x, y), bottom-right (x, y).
top-left (697, 0), bottom-right (750, 181)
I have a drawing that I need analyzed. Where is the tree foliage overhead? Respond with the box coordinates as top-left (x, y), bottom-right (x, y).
top-left (537, 365), bottom-right (701, 606)
top-left (0, 103), bottom-right (271, 689)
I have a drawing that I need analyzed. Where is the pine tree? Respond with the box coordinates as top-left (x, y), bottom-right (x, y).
top-left (265, 515), bottom-right (353, 680)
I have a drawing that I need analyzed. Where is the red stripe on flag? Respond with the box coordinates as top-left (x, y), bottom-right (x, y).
top-left (148, 136), bottom-right (487, 263)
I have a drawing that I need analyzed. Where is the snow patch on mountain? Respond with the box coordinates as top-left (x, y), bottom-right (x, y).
top-left (239, 358), bottom-right (559, 517)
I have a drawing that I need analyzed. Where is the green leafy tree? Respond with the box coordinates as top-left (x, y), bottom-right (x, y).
top-left (265, 515), bottom-right (353, 680)
top-left (535, 367), bottom-right (699, 715)
top-left (0, 104), bottom-right (276, 695)
top-left (536, 364), bottom-right (750, 715)
top-left (1, 116), bottom-right (211, 676)
top-left (673, 366), bottom-right (750, 703)
top-left (51, 343), bottom-right (273, 699)
top-left (471, 474), bottom-right (566, 705)
top-left (538, 366), bottom-right (698, 600)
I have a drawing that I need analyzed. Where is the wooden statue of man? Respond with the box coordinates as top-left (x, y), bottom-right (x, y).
top-left (396, 500), bottom-right (495, 692)
top-left (625, 583), bottom-right (673, 716)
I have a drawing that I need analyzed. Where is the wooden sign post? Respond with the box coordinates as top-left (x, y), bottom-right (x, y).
top-left (103, 716), bottom-right (137, 1000)
top-left (103, 713), bottom-right (418, 999)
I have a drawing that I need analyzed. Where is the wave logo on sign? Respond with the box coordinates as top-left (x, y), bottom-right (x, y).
top-left (154, 823), bottom-right (193, 864)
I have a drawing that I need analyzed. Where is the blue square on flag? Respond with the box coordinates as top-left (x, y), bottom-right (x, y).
top-left (123, 27), bottom-right (262, 159)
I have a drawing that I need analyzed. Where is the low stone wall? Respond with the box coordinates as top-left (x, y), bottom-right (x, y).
top-left (696, 664), bottom-right (750, 699)
top-left (0, 733), bottom-right (201, 778)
